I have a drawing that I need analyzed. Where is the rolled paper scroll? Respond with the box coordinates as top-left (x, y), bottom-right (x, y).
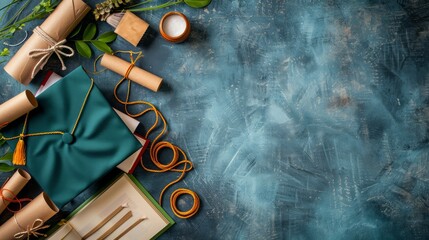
top-left (101, 54), bottom-right (163, 92)
top-left (0, 192), bottom-right (59, 240)
top-left (4, 0), bottom-right (90, 85)
top-left (0, 169), bottom-right (31, 214)
top-left (0, 91), bottom-right (38, 126)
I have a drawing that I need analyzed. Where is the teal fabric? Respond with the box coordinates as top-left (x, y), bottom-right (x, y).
top-left (2, 67), bottom-right (141, 208)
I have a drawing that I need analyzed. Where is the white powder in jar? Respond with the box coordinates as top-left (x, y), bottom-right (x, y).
top-left (162, 14), bottom-right (186, 37)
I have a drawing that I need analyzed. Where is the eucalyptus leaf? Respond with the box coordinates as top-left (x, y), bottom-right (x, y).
top-left (184, 0), bottom-right (211, 8)
top-left (97, 31), bottom-right (117, 43)
top-left (83, 23), bottom-right (96, 40)
top-left (91, 40), bottom-right (112, 53)
top-left (69, 24), bottom-right (82, 38)
top-left (75, 40), bottom-right (92, 58)
top-left (0, 152), bottom-right (12, 160)
top-left (0, 163), bottom-right (15, 172)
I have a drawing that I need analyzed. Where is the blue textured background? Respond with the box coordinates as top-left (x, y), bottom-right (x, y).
top-left (1, 0), bottom-right (429, 239)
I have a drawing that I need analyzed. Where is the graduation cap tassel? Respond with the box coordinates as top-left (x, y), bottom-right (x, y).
top-left (13, 113), bottom-right (29, 166)
top-left (13, 135), bottom-right (26, 166)
top-left (4, 113), bottom-right (64, 166)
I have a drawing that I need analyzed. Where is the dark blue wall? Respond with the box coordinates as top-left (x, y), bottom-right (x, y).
top-left (1, 0), bottom-right (429, 239)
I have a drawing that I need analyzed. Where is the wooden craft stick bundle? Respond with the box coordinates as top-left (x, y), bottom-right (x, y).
top-left (0, 169), bottom-right (31, 214)
top-left (4, 0), bottom-right (90, 85)
top-left (0, 90), bottom-right (38, 126)
top-left (101, 54), bottom-right (163, 92)
top-left (0, 192), bottom-right (59, 239)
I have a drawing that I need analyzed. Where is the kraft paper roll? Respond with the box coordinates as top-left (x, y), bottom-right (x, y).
top-left (0, 169), bottom-right (31, 214)
top-left (4, 0), bottom-right (90, 85)
top-left (101, 54), bottom-right (163, 92)
top-left (0, 90), bottom-right (38, 126)
top-left (0, 192), bottom-right (59, 240)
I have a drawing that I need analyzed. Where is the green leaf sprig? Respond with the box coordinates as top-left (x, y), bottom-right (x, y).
top-left (0, 0), bottom-right (60, 41)
top-left (127, 0), bottom-right (211, 11)
top-left (70, 23), bottom-right (117, 58)
top-left (0, 133), bottom-right (16, 172)
top-left (0, 47), bottom-right (10, 64)
top-left (93, 0), bottom-right (212, 21)
top-left (94, 0), bottom-right (132, 21)
top-left (0, 48), bottom-right (10, 56)
top-left (127, 0), bottom-right (212, 11)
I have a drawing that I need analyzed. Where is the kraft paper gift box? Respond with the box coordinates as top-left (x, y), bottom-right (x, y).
top-left (1, 66), bottom-right (141, 208)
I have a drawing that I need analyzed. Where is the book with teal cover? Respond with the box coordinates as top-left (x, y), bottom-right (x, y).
top-left (48, 174), bottom-right (174, 240)
top-left (1, 66), bottom-right (142, 208)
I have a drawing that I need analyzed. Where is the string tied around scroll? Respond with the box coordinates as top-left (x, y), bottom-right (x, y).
top-left (0, 178), bottom-right (32, 213)
top-left (28, 26), bottom-right (74, 79)
top-left (124, 62), bottom-right (135, 79)
top-left (13, 217), bottom-right (49, 240)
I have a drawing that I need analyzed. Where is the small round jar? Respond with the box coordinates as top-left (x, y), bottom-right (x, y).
top-left (159, 11), bottom-right (191, 43)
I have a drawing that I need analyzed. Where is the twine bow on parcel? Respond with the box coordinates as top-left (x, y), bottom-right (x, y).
top-left (28, 26), bottom-right (74, 79)
top-left (13, 217), bottom-right (49, 240)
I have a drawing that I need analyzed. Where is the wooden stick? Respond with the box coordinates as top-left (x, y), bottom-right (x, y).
top-left (113, 217), bottom-right (146, 240)
top-left (82, 203), bottom-right (127, 239)
top-left (97, 211), bottom-right (133, 240)
top-left (59, 224), bottom-right (83, 240)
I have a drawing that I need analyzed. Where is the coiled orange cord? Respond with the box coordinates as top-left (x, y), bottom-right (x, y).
top-left (101, 51), bottom-right (200, 219)
top-left (170, 188), bottom-right (200, 219)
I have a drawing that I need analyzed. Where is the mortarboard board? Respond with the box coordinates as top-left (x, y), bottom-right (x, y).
top-left (37, 71), bottom-right (149, 174)
top-left (1, 66), bottom-right (141, 208)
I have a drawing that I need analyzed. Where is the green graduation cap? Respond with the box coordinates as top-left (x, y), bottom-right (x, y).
top-left (1, 66), bottom-right (141, 208)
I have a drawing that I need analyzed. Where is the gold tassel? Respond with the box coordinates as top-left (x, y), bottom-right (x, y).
top-left (12, 135), bottom-right (26, 166)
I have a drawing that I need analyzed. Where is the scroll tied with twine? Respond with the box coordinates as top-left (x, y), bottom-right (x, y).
top-left (100, 53), bottom-right (163, 92)
top-left (0, 169), bottom-right (32, 214)
top-left (4, 0), bottom-right (90, 85)
top-left (28, 27), bottom-right (74, 79)
top-left (0, 192), bottom-right (59, 239)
